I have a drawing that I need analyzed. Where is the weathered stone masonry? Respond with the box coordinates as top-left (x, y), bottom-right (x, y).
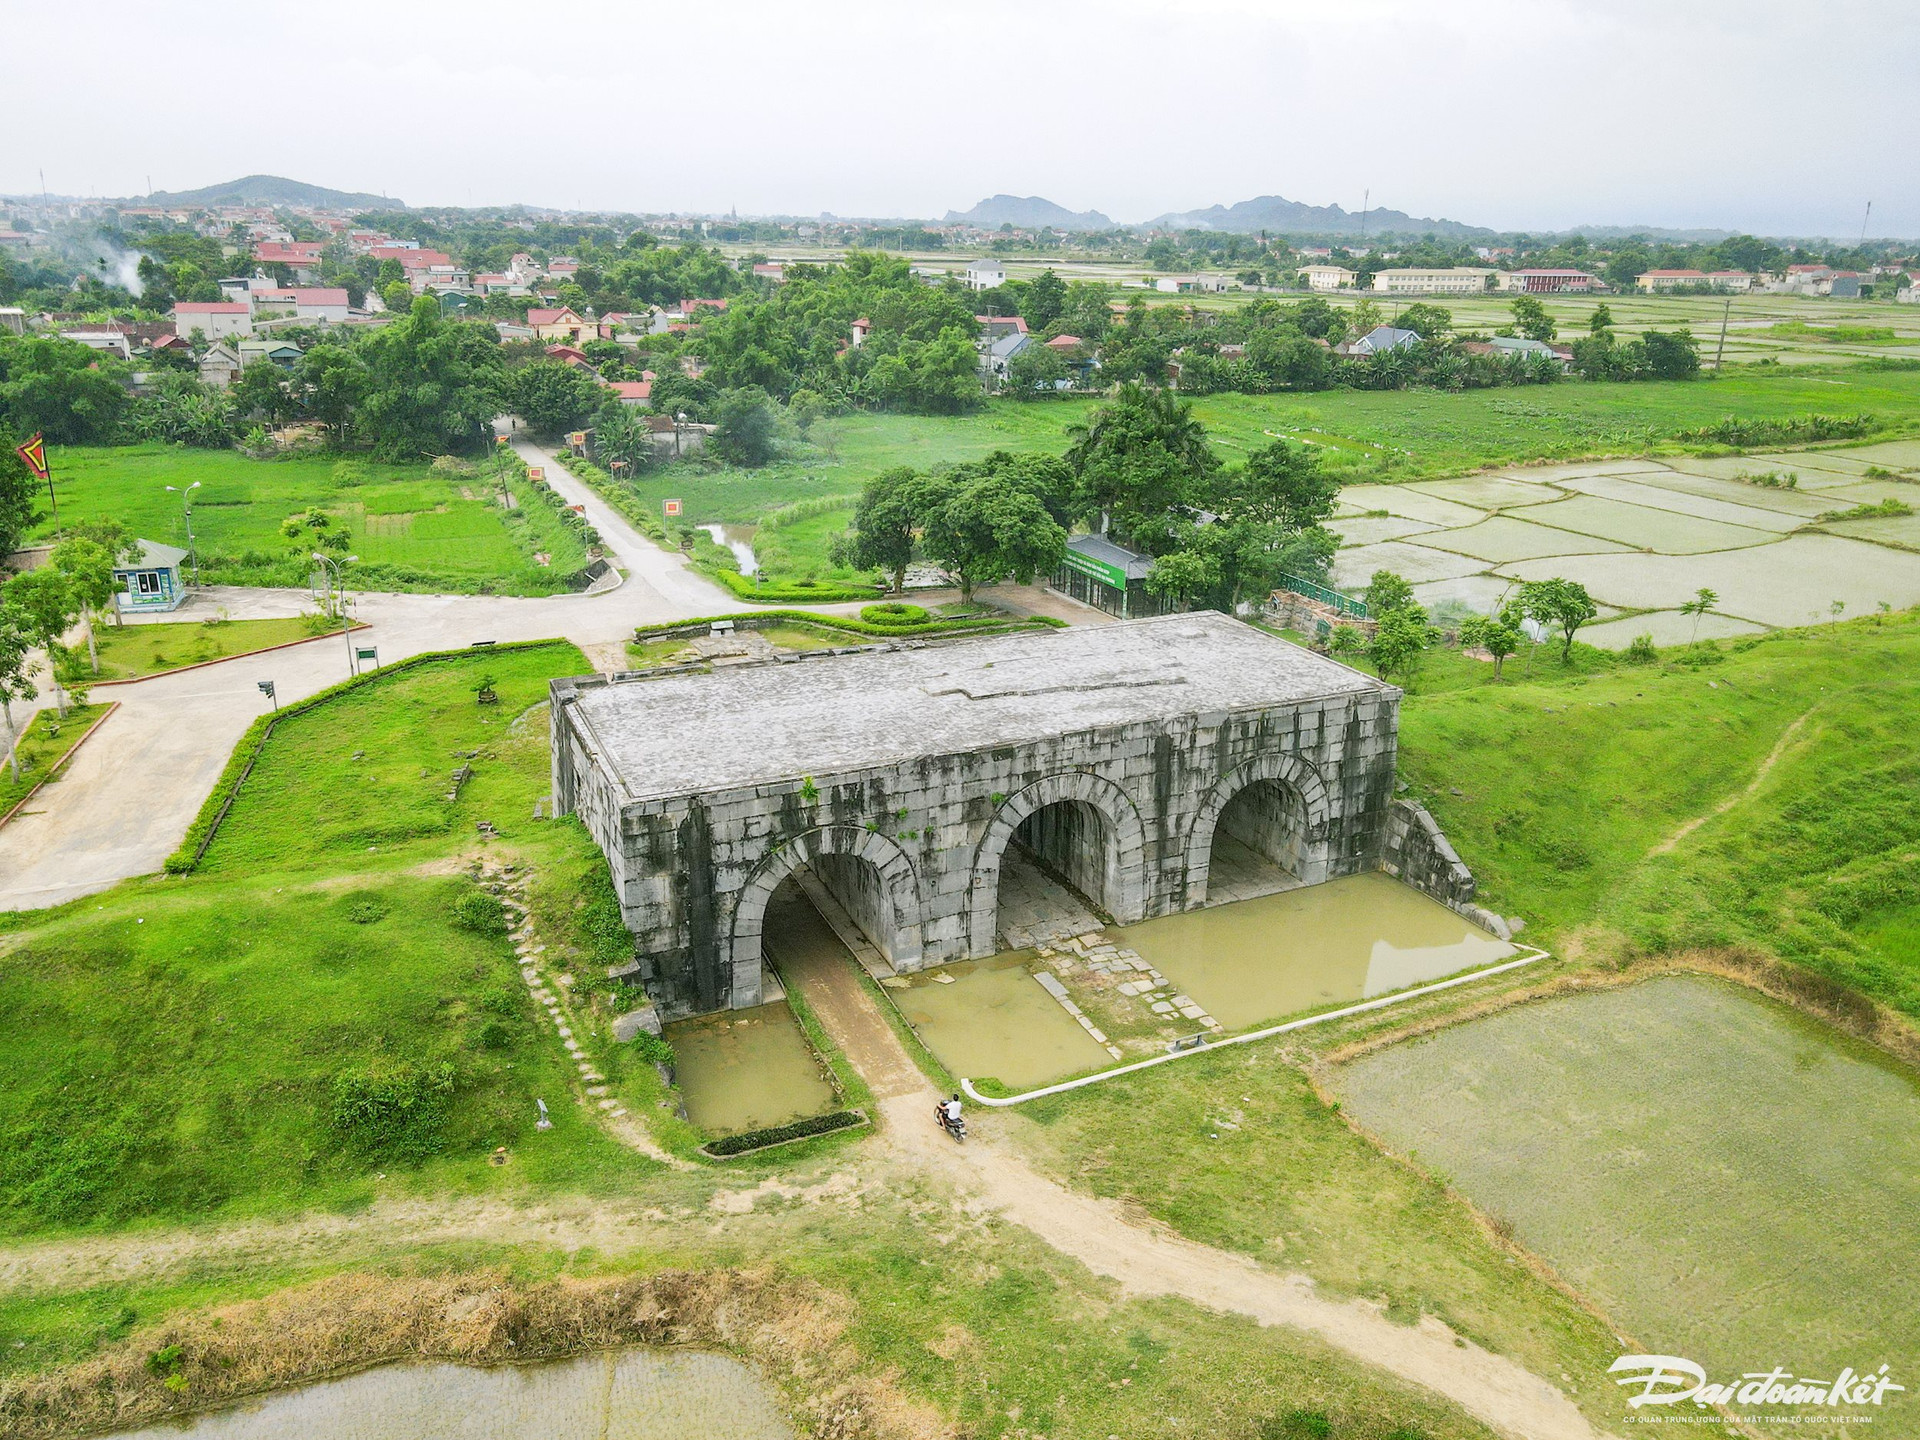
top-left (551, 612), bottom-right (1492, 1018)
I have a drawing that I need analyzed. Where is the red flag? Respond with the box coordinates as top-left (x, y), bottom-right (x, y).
top-left (14, 433), bottom-right (47, 480)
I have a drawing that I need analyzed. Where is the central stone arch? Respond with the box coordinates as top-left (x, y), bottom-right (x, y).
top-left (967, 771), bottom-right (1149, 957)
top-left (1182, 752), bottom-right (1334, 906)
top-left (729, 826), bottom-right (925, 1001)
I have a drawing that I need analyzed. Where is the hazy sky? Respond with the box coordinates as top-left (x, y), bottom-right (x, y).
top-left (10, 0), bottom-right (1918, 237)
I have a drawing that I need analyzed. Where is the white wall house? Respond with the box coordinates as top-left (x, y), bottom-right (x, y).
top-left (172, 302), bottom-right (253, 340)
top-left (1298, 264), bottom-right (1357, 292)
top-left (966, 259), bottom-right (1007, 291)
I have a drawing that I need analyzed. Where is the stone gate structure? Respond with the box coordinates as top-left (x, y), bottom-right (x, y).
top-left (550, 611), bottom-right (1491, 1018)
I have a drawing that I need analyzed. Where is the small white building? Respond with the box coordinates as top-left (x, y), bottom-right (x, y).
top-left (965, 259), bottom-right (1007, 291)
top-left (1298, 264), bottom-right (1357, 292)
top-left (60, 330), bottom-right (133, 360)
top-left (172, 302), bottom-right (253, 340)
top-left (199, 343), bottom-right (242, 388)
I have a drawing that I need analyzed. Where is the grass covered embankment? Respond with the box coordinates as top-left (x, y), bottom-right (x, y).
top-left (0, 641), bottom-right (667, 1238)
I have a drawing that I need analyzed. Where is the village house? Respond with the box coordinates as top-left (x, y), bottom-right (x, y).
top-left (172, 301), bottom-right (253, 340)
top-left (965, 259), bottom-right (1007, 291)
top-left (237, 338), bottom-right (304, 370)
top-left (250, 287), bottom-right (352, 323)
top-left (1635, 269), bottom-right (1705, 291)
top-left (59, 329), bottom-right (133, 360)
top-left (1335, 325), bottom-right (1422, 356)
top-left (526, 307), bottom-right (589, 342)
top-left (976, 314), bottom-right (1028, 341)
top-left (1297, 264), bottom-right (1357, 292)
top-left (198, 343), bottom-right (242, 388)
top-left (607, 379), bottom-right (654, 407)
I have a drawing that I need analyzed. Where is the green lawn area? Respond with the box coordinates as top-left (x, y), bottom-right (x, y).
top-left (91, 615), bottom-right (333, 680)
top-left (0, 703), bottom-right (113, 818)
top-left (32, 447), bottom-right (588, 596)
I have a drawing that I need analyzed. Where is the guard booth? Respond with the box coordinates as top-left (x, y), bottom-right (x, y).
top-left (113, 539), bottom-right (190, 613)
top-left (1049, 533), bottom-right (1170, 620)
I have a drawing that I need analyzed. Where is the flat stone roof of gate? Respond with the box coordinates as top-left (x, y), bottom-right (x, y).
top-left (569, 611), bottom-right (1390, 801)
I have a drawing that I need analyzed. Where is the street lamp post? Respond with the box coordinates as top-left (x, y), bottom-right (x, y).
top-left (311, 551), bottom-right (360, 676)
top-left (164, 481), bottom-right (201, 586)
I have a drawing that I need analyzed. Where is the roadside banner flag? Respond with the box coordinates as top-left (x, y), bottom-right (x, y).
top-left (15, 433), bottom-right (48, 480)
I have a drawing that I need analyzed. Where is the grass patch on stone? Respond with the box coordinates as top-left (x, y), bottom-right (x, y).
top-left (91, 616), bottom-right (333, 680)
top-left (0, 703), bottom-right (113, 818)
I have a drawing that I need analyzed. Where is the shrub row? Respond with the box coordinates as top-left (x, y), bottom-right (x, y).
top-left (164, 639), bottom-right (575, 874)
top-left (1675, 412), bottom-right (1880, 447)
top-left (703, 1109), bottom-right (866, 1158)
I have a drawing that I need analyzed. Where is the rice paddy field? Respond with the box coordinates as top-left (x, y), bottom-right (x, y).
top-left (1327, 437), bottom-right (1920, 643)
top-left (1334, 975), bottom-right (1920, 1418)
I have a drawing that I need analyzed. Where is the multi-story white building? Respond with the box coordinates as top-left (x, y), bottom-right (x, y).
top-left (1369, 267), bottom-right (1495, 295)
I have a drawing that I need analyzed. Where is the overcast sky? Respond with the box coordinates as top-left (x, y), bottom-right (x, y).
top-left (9, 0), bottom-right (1917, 238)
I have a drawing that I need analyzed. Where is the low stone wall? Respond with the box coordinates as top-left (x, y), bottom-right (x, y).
top-left (1264, 590), bottom-right (1376, 641)
top-left (1379, 798), bottom-right (1511, 940)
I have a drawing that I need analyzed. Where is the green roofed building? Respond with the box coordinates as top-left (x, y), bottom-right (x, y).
top-left (1050, 533), bottom-right (1170, 620)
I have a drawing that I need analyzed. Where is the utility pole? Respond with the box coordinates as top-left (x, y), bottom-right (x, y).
top-left (1714, 297), bottom-right (1732, 371)
top-left (1859, 200), bottom-right (1873, 249)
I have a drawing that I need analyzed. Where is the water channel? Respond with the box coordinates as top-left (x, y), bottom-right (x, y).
top-left (700, 523), bottom-right (759, 574)
top-left (664, 996), bottom-right (835, 1136)
top-left (106, 1349), bottom-right (796, 1440)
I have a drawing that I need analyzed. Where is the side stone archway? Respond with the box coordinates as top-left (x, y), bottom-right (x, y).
top-left (728, 826), bottom-right (925, 1005)
top-left (1182, 752), bottom-right (1334, 906)
top-left (967, 771), bottom-right (1150, 958)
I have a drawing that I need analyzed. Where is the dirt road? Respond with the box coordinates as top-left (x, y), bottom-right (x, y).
top-left (774, 937), bottom-right (1605, 1440)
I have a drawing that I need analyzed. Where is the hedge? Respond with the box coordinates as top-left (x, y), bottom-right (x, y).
top-left (164, 639), bottom-right (576, 874)
top-left (702, 1109), bottom-right (867, 1158)
top-left (708, 568), bottom-right (881, 604)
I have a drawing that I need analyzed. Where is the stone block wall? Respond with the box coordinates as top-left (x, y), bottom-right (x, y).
top-left (1378, 798), bottom-right (1511, 940)
top-left (554, 672), bottom-right (1411, 1017)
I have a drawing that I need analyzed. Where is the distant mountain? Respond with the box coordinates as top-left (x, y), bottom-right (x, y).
top-left (142, 175), bottom-right (404, 211)
top-left (1143, 194), bottom-right (1491, 240)
top-left (944, 195), bottom-right (1116, 232)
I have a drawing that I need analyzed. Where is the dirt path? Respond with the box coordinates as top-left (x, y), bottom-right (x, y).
top-left (779, 944), bottom-right (1604, 1440)
top-left (1650, 704), bottom-right (1817, 855)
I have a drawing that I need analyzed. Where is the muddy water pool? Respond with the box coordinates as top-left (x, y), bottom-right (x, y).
top-left (106, 1348), bottom-right (795, 1439)
top-left (1110, 872), bottom-right (1516, 1031)
top-left (700, 523), bottom-right (759, 573)
top-left (665, 999), bottom-right (835, 1136)
top-left (893, 952), bottom-right (1112, 1089)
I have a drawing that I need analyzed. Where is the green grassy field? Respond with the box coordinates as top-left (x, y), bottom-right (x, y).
top-left (91, 615), bottom-right (330, 680)
top-left (0, 703), bottom-right (113, 817)
top-left (32, 448), bottom-right (589, 596)
top-left (0, 643), bottom-right (681, 1238)
top-left (614, 365), bottom-right (1920, 590)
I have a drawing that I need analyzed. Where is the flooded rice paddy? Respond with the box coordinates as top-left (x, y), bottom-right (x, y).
top-left (665, 998), bottom-right (835, 1136)
top-left (1328, 442), bottom-right (1920, 644)
top-left (1335, 975), bottom-right (1920, 1390)
top-left (106, 1348), bottom-right (795, 1439)
top-left (1107, 872), bottom-right (1516, 1032)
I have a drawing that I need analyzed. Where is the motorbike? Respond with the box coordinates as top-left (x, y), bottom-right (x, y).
top-left (935, 1103), bottom-right (967, 1142)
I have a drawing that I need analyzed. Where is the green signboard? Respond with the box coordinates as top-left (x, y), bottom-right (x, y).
top-left (1061, 548), bottom-right (1127, 589)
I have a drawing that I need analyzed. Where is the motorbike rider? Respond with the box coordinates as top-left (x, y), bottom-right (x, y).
top-left (941, 1093), bottom-right (963, 1129)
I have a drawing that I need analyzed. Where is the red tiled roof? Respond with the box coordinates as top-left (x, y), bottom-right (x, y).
top-left (527, 308), bottom-right (582, 326)
top-left (608, 381), bottom-right (653, 401)
top-left (1045, 334), bottom-right (1084, 348)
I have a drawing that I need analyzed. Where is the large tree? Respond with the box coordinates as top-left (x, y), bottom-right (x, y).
top-left (710, 386), bottom-right (782, 467)
top-left (1065, 382), bottom-right (1219, 555)
top-left (1520, 577), bottom-right (1598, 660)
top-left (50, 538), bottom-right (116, 673)
top-left (508, 360), bottom-right (605, 438)
top-left (921, 457), bottom-right (1067, 603)
top-left (293, 344), bottom-right (370, 447)
top-left (0, 426), bottom-right (40, 558)
top-left (834, 465), bottom-right (931, 594)
top-left (357, 296), bottom-right (505, 459)
top-left (4, 567), bottom-right (77, 716)
top-left (0, 336), bottom-right (129, 444)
